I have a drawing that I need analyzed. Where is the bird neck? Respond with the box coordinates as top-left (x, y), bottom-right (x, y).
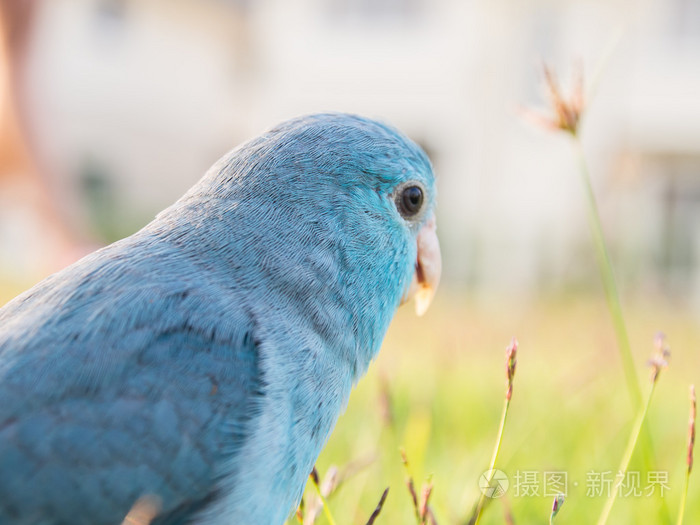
top-left (151, 195), bottom-right (411, 382)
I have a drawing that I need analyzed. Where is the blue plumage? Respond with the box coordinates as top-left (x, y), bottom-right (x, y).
top-left (0, 114), bottom-right (438, 524)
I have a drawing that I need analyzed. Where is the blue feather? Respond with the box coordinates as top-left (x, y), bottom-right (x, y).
top-left (0, 113), bottom-right (436, 524)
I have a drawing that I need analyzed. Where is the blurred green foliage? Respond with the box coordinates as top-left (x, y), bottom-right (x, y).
top-left (300, 293), bottom-right (700, 524)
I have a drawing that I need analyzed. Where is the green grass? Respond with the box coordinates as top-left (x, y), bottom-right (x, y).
top-left (302, 293), bottom-right (700, 524)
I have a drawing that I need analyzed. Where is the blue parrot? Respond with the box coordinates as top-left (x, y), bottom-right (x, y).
top-left (0, 113), bottom-right (441, 524)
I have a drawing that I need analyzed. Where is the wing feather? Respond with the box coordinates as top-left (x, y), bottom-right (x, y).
top-left (0, 238), bottom-right (261, 525)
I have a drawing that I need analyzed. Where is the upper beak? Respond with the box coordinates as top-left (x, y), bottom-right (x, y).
top-left (401, 213), bottom-right (442, 316)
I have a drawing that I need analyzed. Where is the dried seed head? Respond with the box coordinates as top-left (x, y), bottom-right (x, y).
top-left (400, 449), bottom-right (420, 516)
top-left (400, 448), bottom-right (409, 467)
top-left (406, 477), bottom-right (419, 517)
top-left (419, 477), bottom-right (434, 521)
top-left (309, 467), bottom-right (320, 486)
top-left (688, 385), bottom-right (696, 473)
top-left (521, 62), bottom-right (585, 136)
top-left (506, 337), bottom-right (518, 401)
top-left (544, 64), bottom-right (584, 135)
top-left (320, 465), bottom-right (339, 498)
top-left (365, 488), bottom-right (390, 525)
top-left (551, 493), bottom-right (565, 519)
top-left (647, 332), bottom-right (670, 383)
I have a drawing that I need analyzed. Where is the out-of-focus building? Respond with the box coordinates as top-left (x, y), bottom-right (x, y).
top-left (2, 0), bottom-right (700, 307)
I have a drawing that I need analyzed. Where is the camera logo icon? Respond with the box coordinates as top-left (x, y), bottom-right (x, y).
top-left (479, 469), bottom-right (509, 498)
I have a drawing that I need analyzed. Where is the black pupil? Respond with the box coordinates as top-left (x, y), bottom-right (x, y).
top-left (401, 186), bottom-right (423, 215)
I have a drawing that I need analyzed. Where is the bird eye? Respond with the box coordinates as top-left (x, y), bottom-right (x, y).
top-left (397, 185), bottom-right (424, 218)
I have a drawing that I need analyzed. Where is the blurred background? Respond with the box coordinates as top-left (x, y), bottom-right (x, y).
top-left (2, 0), bottom-right (700, 304)
top-left (0, 0), bottom-right (699, 523)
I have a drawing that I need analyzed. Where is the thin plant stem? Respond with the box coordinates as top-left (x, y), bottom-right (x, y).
top-left (596, 380), bottom-right (658, 525)
top-left (310, 470), bottom-right (338, 525)
top-left (572, 122), bottom-right (670, 523)
top-left (572, 136), bottom-right (642, 409)
top-left (676, 384), bottom-right (696, 525)
top-left (677, 469), bottom-right (690, 525)
top-left (469, 339), bottom-right (516, 525)
top-left (471, 395), bottom-right (511, 525)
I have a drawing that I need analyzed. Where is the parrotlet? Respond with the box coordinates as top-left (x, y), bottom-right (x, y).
top-left (0, 113), bottom-right (441, 524)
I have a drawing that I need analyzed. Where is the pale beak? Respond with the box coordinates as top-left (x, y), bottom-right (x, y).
top-left (401, 213), bottom-right (442, 316)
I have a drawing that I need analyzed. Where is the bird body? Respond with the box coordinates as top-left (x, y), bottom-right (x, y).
top-left (0, 114), bottom-right (439, 524)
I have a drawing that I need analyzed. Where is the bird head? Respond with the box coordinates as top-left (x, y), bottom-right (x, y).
top-left (252, 113), bottom-right (441, 316)
top-left (170, 113), bottom-right (440, 368)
